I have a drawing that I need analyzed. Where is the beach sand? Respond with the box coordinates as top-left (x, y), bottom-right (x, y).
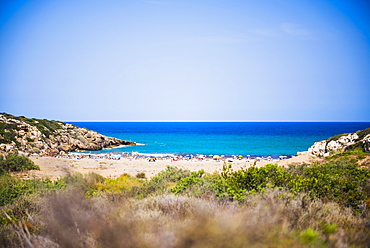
top-left (18, 153), bottom-right (320, 181)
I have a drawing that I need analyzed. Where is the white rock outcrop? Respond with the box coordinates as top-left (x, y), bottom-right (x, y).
top-left (308, 129), bottom-right (370, 157)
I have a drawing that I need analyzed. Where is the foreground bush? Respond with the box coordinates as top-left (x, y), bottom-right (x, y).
top-left (0, 153), bottom-right (39, 172)
top-left (1, 189), bottom-right (369, 247)
top-left (1, 155), bottom-right (369, 247)
top-left (0, 175), bottom-right (54, 206)
top-left (215, 158), bottom-right (370, 213)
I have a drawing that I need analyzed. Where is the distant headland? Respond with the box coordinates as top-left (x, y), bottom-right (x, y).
top-left (0, 113), bottom-right (136, 156)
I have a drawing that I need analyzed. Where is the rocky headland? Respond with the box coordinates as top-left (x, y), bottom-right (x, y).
top-left (308, 127), bottom-right (370, 157)
top-left (0, 113), bottom-right (136, 156)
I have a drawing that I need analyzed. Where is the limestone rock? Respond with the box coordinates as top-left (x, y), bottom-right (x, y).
top-left (308, 128), bottom-right (370, 157)
top-left (308, 140), bottom-right (327, 157)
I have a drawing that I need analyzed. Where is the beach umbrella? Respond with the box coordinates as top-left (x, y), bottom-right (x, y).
top-left (213, 155), bottom-right (220, 159)
top-left (238, 155), bottom-right (243, 158)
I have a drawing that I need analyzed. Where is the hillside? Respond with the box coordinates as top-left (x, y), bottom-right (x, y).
top-left (308, 127), bottom-right (370, 157)
top-left (0, 113), bottom-right (135, 155)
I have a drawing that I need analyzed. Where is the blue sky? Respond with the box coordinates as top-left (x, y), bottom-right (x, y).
top-left (0, 0), bottom-right (369, 121)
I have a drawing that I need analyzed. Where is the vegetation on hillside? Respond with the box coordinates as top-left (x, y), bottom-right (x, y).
top-left (325, 127), bottom-right (370, 143)
top-left (0, 122), bottom-right (21, 147)
top-left (0, 153), bottom-right (40, 173)
top-left (0, 152), bottom-right (369, 247)
top-left (324, 127), bottom-right (370, 154)
top-left (0, 113), bottom-right (64, 144)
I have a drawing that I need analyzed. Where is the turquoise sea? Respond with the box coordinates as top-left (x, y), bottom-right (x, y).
top-left (69, 122), bottom-right (370, 157)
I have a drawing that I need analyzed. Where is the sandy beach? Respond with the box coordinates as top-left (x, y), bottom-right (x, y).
top-left (19, 153), bottom-right (318, 180)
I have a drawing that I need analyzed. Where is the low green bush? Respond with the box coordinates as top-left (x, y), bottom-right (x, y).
top-left (136, 172), bottom-right (146, 179)
top-left (137, 166), bottom-right (193, 197)
top-left (0, 175), bottom-right (45, 206)
top-left (216, 163), bottom-right (294, 199)
top-left (155, 166), bottom-right (191, 182)
top-left (140, 176), bottom-right (170, 197)
top-left (0, 154), bottom-right (40, 172)
top-left (295, 158), bottom-right (370, 210)
top-left (212, 159), bottom-right (370, 212)
top-left (171, 170), bottom-right (205, 194)
top-left (356, 127), bottom-right (370, 140)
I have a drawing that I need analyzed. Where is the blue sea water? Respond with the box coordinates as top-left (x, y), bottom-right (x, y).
top-left (69, 122), bottom-right (370, 157)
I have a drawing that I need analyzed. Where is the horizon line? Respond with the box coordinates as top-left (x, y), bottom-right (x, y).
top-left (63, 120), bottom-right (370, 123)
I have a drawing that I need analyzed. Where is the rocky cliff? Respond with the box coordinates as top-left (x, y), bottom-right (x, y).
top-left (0, 113), bottom-right (136, 155)
top-left (308, 127), bottom-right (370, 157)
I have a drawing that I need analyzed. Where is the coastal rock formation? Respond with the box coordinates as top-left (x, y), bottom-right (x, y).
top-left (308, 128), bottom-right (370, 157)
top-left (0, 113), bottom-right (135, 155)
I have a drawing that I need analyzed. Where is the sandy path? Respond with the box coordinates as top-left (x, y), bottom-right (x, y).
top-left (22, 154), bottom-right (317, 180)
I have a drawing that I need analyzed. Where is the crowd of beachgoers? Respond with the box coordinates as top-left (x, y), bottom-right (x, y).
top-left (50, 152), bottom-right (291, 163)
top-left (26, 151), bottom-right (310, 180)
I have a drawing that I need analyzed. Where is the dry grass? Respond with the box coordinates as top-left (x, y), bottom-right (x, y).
top-left (3, 188), bottom-right (368, 248)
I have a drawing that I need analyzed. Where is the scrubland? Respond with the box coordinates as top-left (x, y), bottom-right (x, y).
top-left (1, 151), bottom-right (370, 247)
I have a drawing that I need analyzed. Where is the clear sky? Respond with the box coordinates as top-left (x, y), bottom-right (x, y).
top-left (0, 0), bottom-right (369, 121)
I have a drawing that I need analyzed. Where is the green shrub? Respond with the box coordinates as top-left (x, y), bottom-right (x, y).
top-left (0, 153), bottom-right (40, 172)
top-left (171, 170), bottom-right (205, 195)
top-left (137, 166), bottom-right (193, 198)
top-left (295, 158), bottom-right (370, 211)
top-left (0, 175), bottom-right (42, 206)
top-left (141, 176), bottom-right (169, 197)
top-left (0, 174), bottom-right (66, 207)
top-left (155, 166), bottom-right (191, 182)
top-left (326, 133), bottom-right (349, 143)
top-left (299, 228), bottom-right (321, 246)
top-left (93, 174), bottom-right (143, 193)
top-left (356, 127), bottom-right (370, 140)
top-left (212, 159), bottom-right (370, 212)
top-left (216, 163), bottom-right (294, 199)
top-left (344, 143), bottom-right (368, 153)
top-left (58, 173), bottom-right (94, 192)
top-left (0, 156), bottom-right (7, 176)
top-left (136, 172), bottom-right (146, 179)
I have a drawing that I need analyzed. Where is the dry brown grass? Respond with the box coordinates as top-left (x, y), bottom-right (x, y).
top-left (2, 188), bottom-right (367, 248)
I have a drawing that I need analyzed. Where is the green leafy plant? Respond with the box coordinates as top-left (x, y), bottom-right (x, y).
top-left (171, 170), bottom-right (205, 194)
top-left (0, 154), bottom-right (40, 172)
top-left (136, 172), bottom-right (146, 179)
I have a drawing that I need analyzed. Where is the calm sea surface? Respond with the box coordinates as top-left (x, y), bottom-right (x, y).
top-left (69, 122), bottom-right (370, 157)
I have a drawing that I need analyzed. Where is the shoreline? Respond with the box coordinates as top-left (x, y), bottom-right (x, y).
top-left (21, 152), bottom-right (319, 181)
